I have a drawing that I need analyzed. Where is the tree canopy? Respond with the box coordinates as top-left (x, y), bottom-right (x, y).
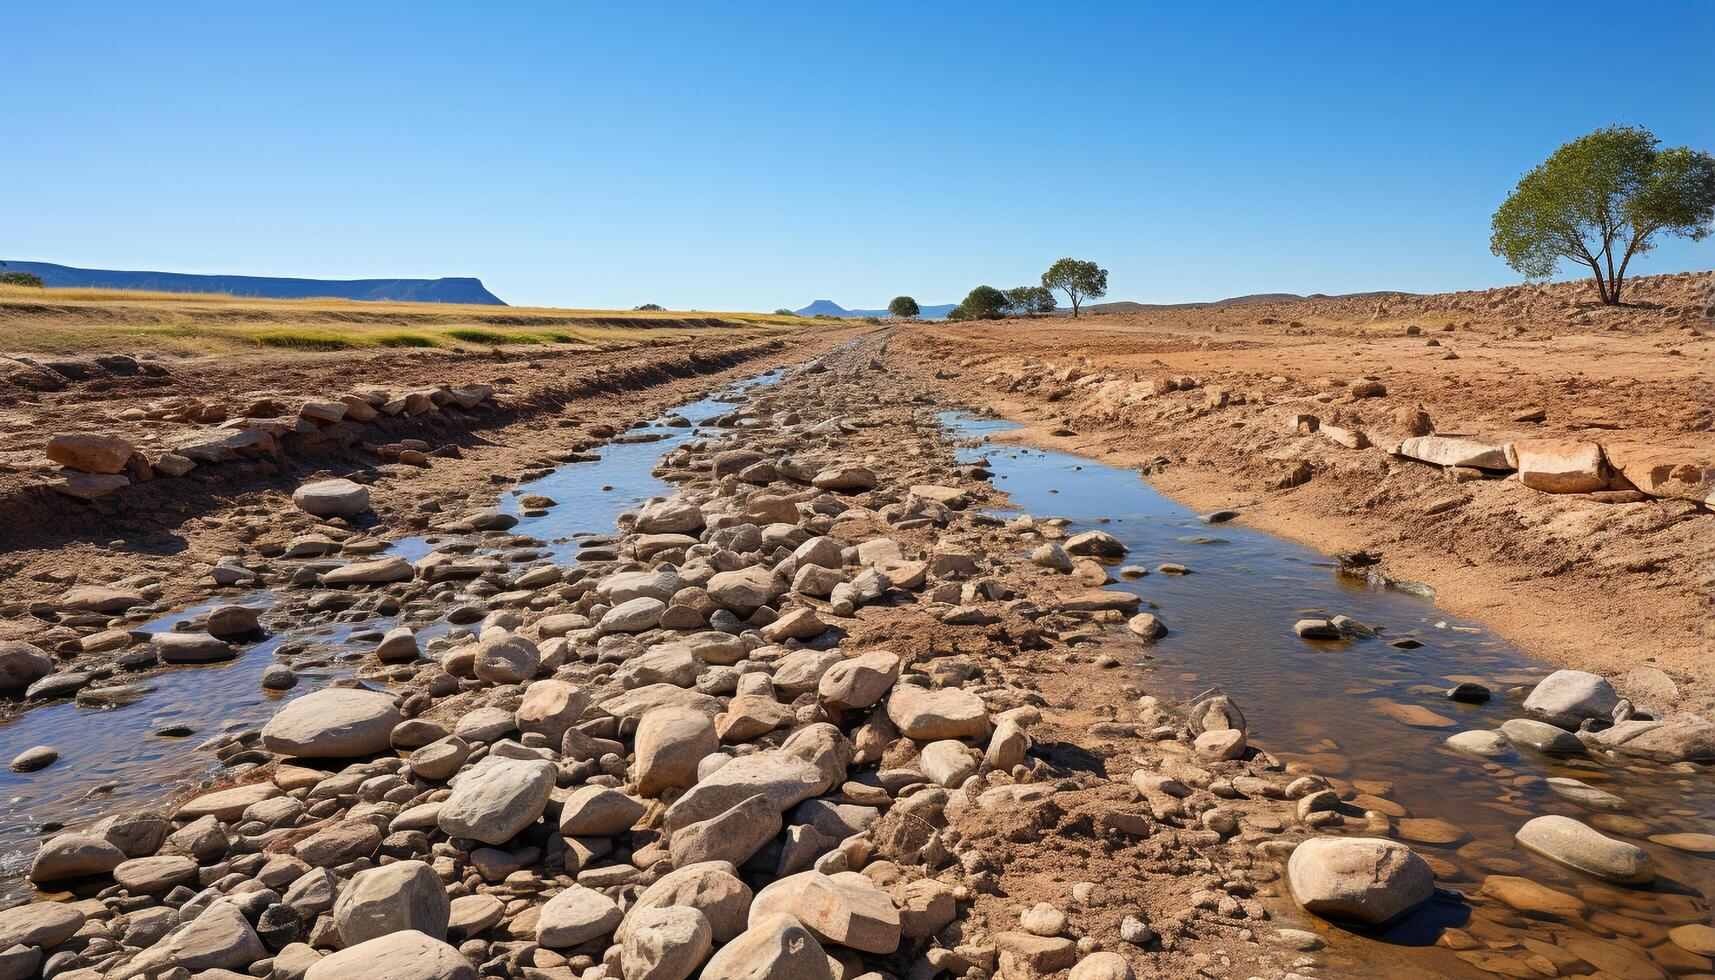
top-left (1490, 125), bottom-right (1715, 304)
top-left (1004, 285), bottom-right (1056, 317)
top-left (888, 296), bottom-right (920, 318)
top-left (0, 272), bottom-right (44, 288)
top-left (1041, 257), bottom-right (1108, 317)
top-left (947, 285), bottom-right (1009, 321)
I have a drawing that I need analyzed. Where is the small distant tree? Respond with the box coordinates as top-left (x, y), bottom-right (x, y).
top-left (949, 285), bottom-right (1008, 321)
top-left (772, 308), bottom-right (797, 316)
top-left (1041, 257), bottom-right (1108, 317)
top-left (1491, 125), bottom-right (1715, 305)
top-left (888, 296), bottom-right (920, 318)
top-left (634, 303), bottom-right (665, 311)
top-left (0, 272), bottom-right (44, 288)
top-left (1005, 285), bottom-right (1056, 317)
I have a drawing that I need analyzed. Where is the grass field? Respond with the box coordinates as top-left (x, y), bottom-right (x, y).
top-left (0, 284), bottom-right (812, 355)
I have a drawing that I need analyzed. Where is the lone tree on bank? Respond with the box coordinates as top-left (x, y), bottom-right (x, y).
top-left (1005, 285), bottom-right (1057, 317)
top-left (1042, 257), bottom-right (1108, 317)
top-left (888, 296), bottom-right (920, 318)
top-left (1490, 125), bottom-right (1715, 305)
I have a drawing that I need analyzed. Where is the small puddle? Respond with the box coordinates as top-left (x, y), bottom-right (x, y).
top-left (944, 411), bottom-right (1713, 978)
top-left (0, 367), bottom-right (787, 900)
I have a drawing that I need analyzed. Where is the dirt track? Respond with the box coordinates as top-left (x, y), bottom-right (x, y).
top-left (893, 271), bottom-right (1714, 713)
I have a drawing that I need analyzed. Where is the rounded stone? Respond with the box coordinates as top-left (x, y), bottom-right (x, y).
top-left (1287, 836), bottom-right (1435, 924)
top-left (261, 688), bottom-right (402, 758)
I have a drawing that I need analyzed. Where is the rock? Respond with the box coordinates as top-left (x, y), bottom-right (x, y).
top-left (1500, 717), bottom-right (1585, 754)
top-left (53, 469), bottom-right (129, 498)
top-left (1523, 670), bottom-right (1619, 727)
top-left (60, 584), bottom-right (144, 612)
top-left (294, 821), bottom-right (382, 867)
top-left (1395, 436), bottom-right (1511, 471)
top-left (1515, 815), bottom-right (1653, 883)
top-left (1445, 730), bottom-right (1511, 758)
top-left (1065, 529), bottom-right (1127, 558)
top-left (262, 688), bottom-right (402, 758)
top-left (1446, 682), bottom-right (1491, 703)
top-left (472, 629), bottom-right (540, 685)
top-left (28, 833), bottom-right (125, 881)
top-left (46, 433), bottom-right (134, 473)
top-left (113, 853), bottom-right (199, 891)
top-left (1649, 832), bottom-right (1715, 854)
top-left (304, 930), bottom-right (476, 980)
top-left (718, 693), bottom-right (796, 741)
top-left (537, 884), bottom-right (623, 948)
top-left (1545, 777), bottom-right (1627, 812)
top-left (621, 862), bottom-right (753, 944)
top-left (895, 878), bottom-right (957, 938)
top-left (515, 679), bottom-right (588, 745)
top-left (1508, 439), bottom-right (1608, 493)
top-left (635, 706), bottom-right (719, 797)
top-left (811, 465), bottom-right (877, 492)
top-left (321, 556), bottom-right (414, 586)
top-left (1287, 837), bottom-right (1434, 924)
top-left (1021, 902), bottom-right (1066, 937)
top-left (10, 745), bottom-right (58, 772)
top-left (1127, 612), bottom-right (1165, 639)
top-left (292, 478), bottom-right (371, 518)
top-left (671, 793), bottom-right (783, 867)
top-left (1293, 618), bottom-right (1342, 640)
top-left (0, 901), bottom-right (84, 950)
top-left (997, 932), bottom-right (1078, 975)
top-left (886, 685), bottom-right (989, 740)
top-left (127, 900), bottom-right (266, 974)
top-left (409, 735), bottom-right (470, 781)
top-left (702, 913), bottom-right (835, 980)
top-left (262, 664), bottom-right (298, 689)
top-left (601, 596), bottom-right (668, 633)
top-left (664, 749), bottom-right (836, 835)
top-left (375, 627), bottom-right (419, 662)
top-left (1604, 442), bottom-right (1715, 502)
top-left (206, 603), bottom-right (261, 637)
top-left (559, 785), bottom-right (647, 837)
top-left (439, 757), bottom-right (556, 845)
top-left (1669, 924), bottom-right (1715, 957)
top-left (1583, 714), bottom-right (1715, 762)
top-left (177, 782), bottom-right (282, 821)
top-left (621, 905), bottom-right (713, 980)
top-left (1479, 875), bottom-right (1587, 918)
top-left (332, 859), bottom-right (450, 946)
top-left (153, 631), bottom-right (237, 664)
top-left (1070, 952), bottom-right (1136, 980)
top-left (761, 607), bottom-right (825, 642)
top-left (1194, 728), bottom-right (1246, 760)
top-left (706, 567), bottom-right (780, 613)
top-left (0, 641), bottom-right (55, 689)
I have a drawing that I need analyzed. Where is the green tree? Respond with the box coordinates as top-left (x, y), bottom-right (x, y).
top-left (1041, 257), bottom-right (1108, 317)
top-left (1005, 285), bottom-right (1056, 317)
top-left (0, 271), bottom-right (44, 288)
top-left (1491, 125), bottom-right (1715, 305)
top-left (888, 296), bottom-right (920, 318)
top-left (956, 285), bottom-right (1009, 320)
top-left (633, 303), bottom-right (665, 311)
top-left (772, 308), bottom-right (796, 316)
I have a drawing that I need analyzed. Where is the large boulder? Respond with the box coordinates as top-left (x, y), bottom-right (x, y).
top-left (663, 750), bottom-right (833, 835)
top-left (886, 685), bottom-right (989, 740)
top-left (46, 433), bottom-right (134, 474)
top-left (1287, 837), bottom-right (1434, 924)
top-left (1582, 714), bottom-right (1715, 763)
top-left (515, 680), bottom-right (588, 745)
top-left (753, 871), bottom-right (901, 954)
top-left (126, 901), bottom-right (266, 975)
top-left (0, 641), bottom-right (54, 690)
top-left (438, 757), bottom-right (556, 845)
top-left (332, 860), bottom-right (450, 947)
top-left (1515, 815), bottom-right (1654, 883)
top-left (635, 706), bottom-right (719, 798)
top-left (1508, 440), bottom-right (1608, 494)
top-left (1394, 435), bottom-right (1511, 471)
top-left (818, 651), bottom-right (901, 711)
top-left (28, 833), bottom-right (125, 882)
top-left (0, 901), bottom-right (85, 949)
top-left (305, 930), bottom-right (476, 980)
top-left (621, 905), bottom-right (712, 980)
top-left (619, 862), bottom-right (753, 945)
top-left (1522, 670), bottom-right (1619, 728)
top-left (261, 689), bottom-right (402, 758)
top-left (701, 913), bottom-right (834, 980)
top-left (292, 478), bottom-right (371, 518)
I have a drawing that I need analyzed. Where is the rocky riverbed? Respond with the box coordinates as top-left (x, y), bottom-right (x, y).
top-left (0, 336), bottom-right (1710, 979)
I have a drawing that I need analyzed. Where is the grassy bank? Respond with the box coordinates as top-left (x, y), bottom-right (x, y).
top-left (0, 285), bottom-right (809, 355)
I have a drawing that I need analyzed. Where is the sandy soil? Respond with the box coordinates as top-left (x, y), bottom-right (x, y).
top-left (892, 271), bottom-right (1715, 713)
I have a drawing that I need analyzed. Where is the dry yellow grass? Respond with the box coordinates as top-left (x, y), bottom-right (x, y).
top-left (0, 284), bottom-right (810, 355)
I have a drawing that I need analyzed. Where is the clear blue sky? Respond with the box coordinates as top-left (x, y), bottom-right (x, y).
top-left (10, 1), bottom-right (1712, 310)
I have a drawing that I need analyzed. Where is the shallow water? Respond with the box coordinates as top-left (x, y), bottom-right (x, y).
top-left (0, 368), bottom-right (785, 900)
top-left (945, 411), bottom-right (1714, 976)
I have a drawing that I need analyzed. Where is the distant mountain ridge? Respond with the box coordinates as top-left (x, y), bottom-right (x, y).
top-left (1085, 290), bottom-right (1411, 315)
top-left (793, 299), bottom-right (958, 319)
top-left (2, 260), bottom-right (506, 305)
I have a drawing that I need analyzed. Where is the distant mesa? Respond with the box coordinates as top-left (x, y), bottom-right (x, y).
top-left (1085, 290), bottom-right (1410, 315)
top-left (2, 260), bottom-right (507, 305)
top-left (793, 299), bottom-right (958, 320)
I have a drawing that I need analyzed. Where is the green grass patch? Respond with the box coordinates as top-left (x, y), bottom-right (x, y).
top-left (445, 327), bottom-right (546, 345)
top-left (371, 331), bottom-right (442, 348)
top-left (252, 329), bottom-right (359, 350)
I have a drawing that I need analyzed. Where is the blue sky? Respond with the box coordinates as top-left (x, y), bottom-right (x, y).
top-left (9, 1), bottom-right (1712, 310)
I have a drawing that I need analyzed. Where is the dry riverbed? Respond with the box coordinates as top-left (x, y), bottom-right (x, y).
top-left (0, 333), bottom-right (1709, 980)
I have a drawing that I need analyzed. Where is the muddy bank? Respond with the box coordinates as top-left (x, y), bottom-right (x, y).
top-left (891, 279), bottom-right (1714, 713)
